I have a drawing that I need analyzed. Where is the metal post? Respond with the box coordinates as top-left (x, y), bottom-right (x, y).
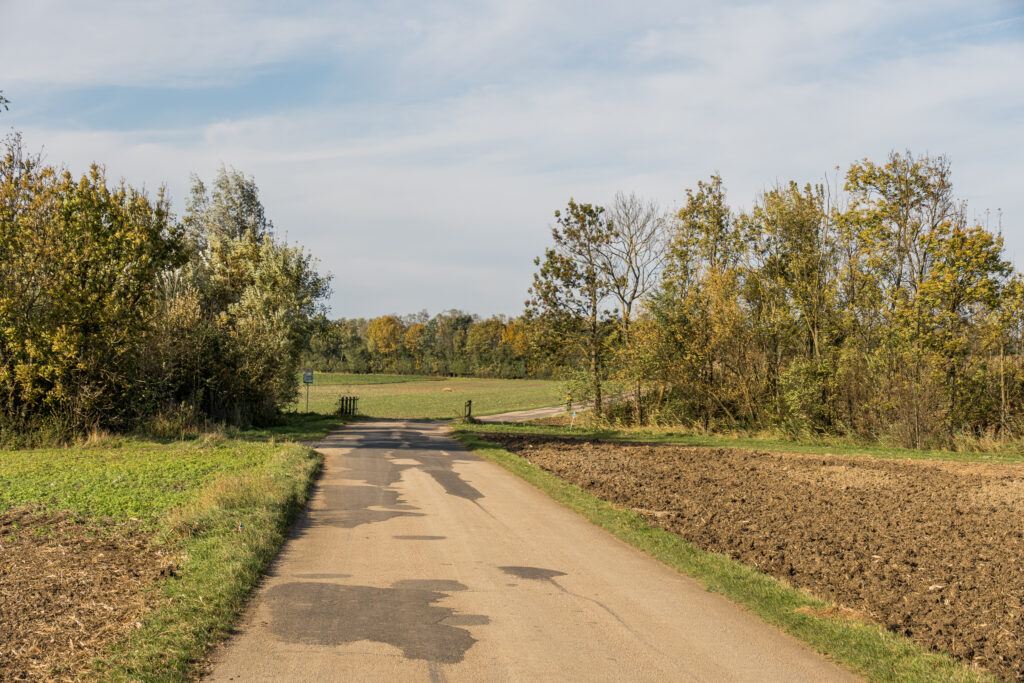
top-left (306, 384), bottom-right (310, 412)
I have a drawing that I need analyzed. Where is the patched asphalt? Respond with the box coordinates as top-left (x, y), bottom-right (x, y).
top-left (205, 418), bottom-right (858, 682)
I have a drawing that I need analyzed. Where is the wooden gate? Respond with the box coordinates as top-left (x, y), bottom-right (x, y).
top-left (336, 396), bottom-right (359, 416)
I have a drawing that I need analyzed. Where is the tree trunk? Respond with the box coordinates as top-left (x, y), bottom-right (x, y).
top-left (590, 306), bottom-right (602, 417)
top-left (1000, 343), bottom-right (1006, 434)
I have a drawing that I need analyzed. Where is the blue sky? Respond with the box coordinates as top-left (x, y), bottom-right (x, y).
top-left (2, 0), bottom-right (1022, 318)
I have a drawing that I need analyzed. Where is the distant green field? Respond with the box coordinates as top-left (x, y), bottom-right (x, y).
top-left (302, 372), bottom-right (438, 386)
top-left (292, 373), bottom-right (562, 419)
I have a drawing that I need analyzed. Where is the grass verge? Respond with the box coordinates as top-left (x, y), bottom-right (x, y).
top-left (0, 413), bottom-right (348, 681)
top-left (451, 429), bottom-right (994, 682)
top-left (96, 440), bottom-right (325, 680)
top-left (457, 420), bottom-right (1024, 465)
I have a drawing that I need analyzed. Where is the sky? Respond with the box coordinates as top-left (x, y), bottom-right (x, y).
top-left (2, 0), bottom-right (1022, 319)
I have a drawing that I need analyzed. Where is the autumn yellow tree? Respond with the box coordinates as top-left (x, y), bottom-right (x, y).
top-left (366, 315), bottom-right (404, 371)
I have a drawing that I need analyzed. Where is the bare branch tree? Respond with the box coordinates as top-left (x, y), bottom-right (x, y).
top-left (602, 192), bottom-right (666, 340)
top-left (599, 192), bottom-right (667, 423)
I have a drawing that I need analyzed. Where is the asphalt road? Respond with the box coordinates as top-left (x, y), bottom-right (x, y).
top-left (206, 419), bottom-right (856, 682)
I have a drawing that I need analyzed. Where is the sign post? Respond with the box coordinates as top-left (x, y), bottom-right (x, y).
top-left (303, 370), bottom-right (314, 412)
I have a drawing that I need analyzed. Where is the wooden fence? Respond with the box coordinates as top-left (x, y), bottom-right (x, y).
top-left (336, 396), bottom-right (359, 416)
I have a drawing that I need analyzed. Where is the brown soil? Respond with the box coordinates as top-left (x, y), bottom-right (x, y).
top-left (0, 509), bottom-right (172, 681)
top-left (482, 433), bottom-right (1024, 680)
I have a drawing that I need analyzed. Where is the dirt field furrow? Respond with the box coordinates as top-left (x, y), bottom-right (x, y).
top-left (481, 434), bottom-right (1024, 680)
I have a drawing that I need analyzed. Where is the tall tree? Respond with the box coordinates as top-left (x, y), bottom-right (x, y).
top-left (366, 315), bottom-right (404, 371)
top-left (177, 166), bottom-right (330, 422)
top-left (528, 199), bottom-right (615, 416)
top-left (655, 175), bottom-right (747, 429)
top-left (601, 192), bottom-right (666, 421)
top-left (0, 133), bottom-right (181, 430)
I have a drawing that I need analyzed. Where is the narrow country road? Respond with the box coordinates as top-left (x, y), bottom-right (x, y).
top-left (206, 419), bottom-right (856, 682)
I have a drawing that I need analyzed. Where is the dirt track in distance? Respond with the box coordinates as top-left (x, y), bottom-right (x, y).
top-left (481, 433), bottom-right (1024, 681)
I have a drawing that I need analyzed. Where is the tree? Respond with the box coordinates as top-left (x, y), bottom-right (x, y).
top-left (655, 175), bottom-right (747, 429)
top-left (602, 192), bottom-right (666, 337)
top-left (174, 166), bottom-right (331, 423)
top-left (0, 133), bottom-right (182, 430)
top-left (918, 222), bottom-right (1010, 432)
top-left (528, 199), bottom-right (616, 416)
top-left (366, 315), bottom-right (404, 370)
top-left (601, 192), bottom-right (666, 421)
top-left (466, 317), bottom-right (505, 376)
top-left (743, 182), bottom-right (838, 431)
top-left (403, 323), bottom-right (427, 370)
top-left (0, 91), bottom-right (9, 113)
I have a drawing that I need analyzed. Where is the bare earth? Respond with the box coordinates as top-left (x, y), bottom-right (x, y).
top-left (0, 510), bottom-right (168, 681)
top-left (205, 419), bottom-right (854, 682)
top-left (481, 433), bottom-right (1024, 680)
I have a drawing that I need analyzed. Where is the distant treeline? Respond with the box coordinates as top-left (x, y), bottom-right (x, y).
top-left (303, 311), bottom-right (554, 379)
top-left (527, 152), bottom-right (1024, 449)
top-left (0, 132), bottom-right (329, 440)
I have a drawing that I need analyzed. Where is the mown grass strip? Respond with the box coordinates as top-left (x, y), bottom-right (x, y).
top-left (457, 420), bottom-right (1024, 465)
top-left (452, 430), bottom-right (995, 683)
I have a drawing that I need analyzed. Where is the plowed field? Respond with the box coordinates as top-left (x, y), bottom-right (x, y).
top-left (481, 433), bottom-right (1024, 680)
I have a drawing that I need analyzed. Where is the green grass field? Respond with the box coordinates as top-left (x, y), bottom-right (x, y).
top-left (291, 373), bottom-right (562, 418)
top-left (0, 415), bottom-right (345, 681)
top-left (1, 440), bottom-right (272, 522)
top-left (305, 372), bottom-right (436, 385)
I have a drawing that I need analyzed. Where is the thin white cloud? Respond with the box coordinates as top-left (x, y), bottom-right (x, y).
top-left (4, 0), bottom-right (1022, 317)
